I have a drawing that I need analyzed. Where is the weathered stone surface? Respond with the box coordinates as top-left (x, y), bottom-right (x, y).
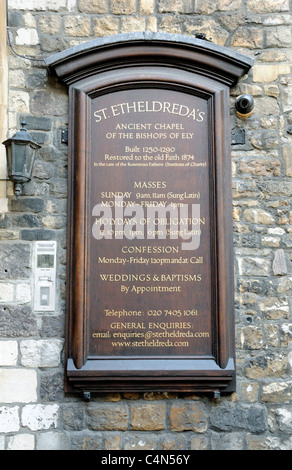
top-left (22, 404), bottom-right (59, 431)
top-left (245, 353), bottom-right (288, 379)
top-left (63, 406), bottom-right (85, 431)
top-left (239, 158), bottom-right (281, 176)
top-left (262, 381), bottom-right (292, 403)
top-left (247, 0), bottom-right (289, 13)
top-left (78, 0), bottom-right (108, 13)
top-left (237, 326), bottom-right (264, 350)
top-left (170, 403), bottom-right (208, 432)
top-left (87, 404), bottom-right (128, 431)
top-left (253, 64), bottom-right (291, 83)
top-left (20, 339), bottom-right (63, 367)
top-left (7, 434), bottom-right (35, 450)
top-left (243, 208), bottom-right (275, 225)
top-left (130, 403), bottom-right (166, 430)
top-left (272, 249), bottom-right (287, 276)
top-left (0, 340), bottom-right (18, 366)
top-left (93, 17), bottom-right (119, 37)
top-left (211, 431), bottom-right (244, 450)
top-left (158, 0), bottom-right (192, 13)
top-left (158, 433), bottom-right (188, 450)
top-left (10, 197), bottom-right (44, 213)
top-left (210, 403), bottom-right (267, 432)
top-left (70, 433), bottom-right (103, 450)
top-left (123, 433), bottom-right (158, 450)
top-left (0, 369), bottom-right (37, 403)
top-left (110, 0), bottom-right (136, 14)
top-left (21, 229), bottom-right (55, 240)
top-left (0, 243), bottom-right (30, 279)
top-left (0, 406), bottom-right (20, 433)
top-left (0, 305), bottom-right (37, 337)
top-left (40, 371), bottom-right (64, 402)
top-left (238, 256), bottom-right (271, 277)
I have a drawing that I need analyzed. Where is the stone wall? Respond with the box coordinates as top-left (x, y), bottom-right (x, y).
top-left (1, 0), bottom-right (292, 450)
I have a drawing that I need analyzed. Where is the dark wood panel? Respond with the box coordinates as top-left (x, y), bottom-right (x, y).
top-left (46, 34), bottom-right (253, 396)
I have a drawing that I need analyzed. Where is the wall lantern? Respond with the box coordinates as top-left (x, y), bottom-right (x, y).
top-left (235, 94), bottom-right (254, 119)
top-left (2, 121), bottom-right (41, 196)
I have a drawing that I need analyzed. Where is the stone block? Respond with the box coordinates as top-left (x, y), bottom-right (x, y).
top-left (130, 403), bottom-right (166, 430)
top-left (247, 0), bottom-right (289, 13)
top-left (22, 404), bottom-right (59, 431)
top-left (0, 243), bottom-right (30, 279)
top-left (21, 229), bottom-right (55, 240)
top-left (30, 90), bottom-right (68, 116)
top-left (123, 433), bottom-right (158, 450)
top-left (10, 197), bottom-right (44, 213)
top-left (15, 283), bottom-right (31, 303)
top-left (283, 144), bottom-right (292, 177)
top-left (259, 297), bottom-right (289, 319)
top-left (38, 15), bottom-right (61, 34)
top-left (272, 249), bottom-right (287, 275)
top-left (140, 0), bottom-right (155, 14)
top-left (40, 370), bottom-right (64, 402)
top-left (121, 17), bottom-right (146, 33)
top-left (232, 27), bottom-right (263, 48)
top-left (87, 404), bottom-right (128, 430)
top-left (93, 17), bottom-right (119, 37)
top-left (158, 0), bottom-right (192, 13)
top-left (0, 305), bottom-right (37, 337)
top-left (20, 115), bottom-right (52, 131)
top-left (0, 283), bottom-right (14, 302)
top-left (0, 407), bottom-right (20, 433)
top-left (9, 0), bottom-right (67, 10)
top-left (0, 369), bottom-right (37, 403)
top-left (63, 406), bottom-right (85, 431)
top-left (104, 435), bottom-right (121, 450)
top-left (245, 353), bottom-right (288, 379)
top-left (239, 158), bottom-right (280, 176)
top-left (8, 11), bottom-right (24, 26)
top-left (158, 433), bottom-right (188, 450)
top-left (169, 402), bottom-right (207, 432)
top-left (20, 339), bottom-right (63, 367)
top-left (238, 257), bottom-right (271, 277)
top-left (9, 90), bottom-right (30, 113)
top-left (211, 431), bottom-right (244, 450)
top-left (78, 0), bottom-right (108, 13)
top-left (0, 340), bottom-right (18, 365)
top-left (243, 208), bottom-right (275, 225)
top-left (216, 0), bottom-right (243, 10)
top-left (110, 0), bottom-right (136, 14)
top-left (266, 27), bottom-right (292, 47)
top-left (64, 15), bottom-right (90, 37)
top-left (70, 433), bottom-right (103, 450)
top-left (210, 403), bottom-right (267, 433)
top-left (36, 431), bottom-right (70, 450)
top-left (7, 434), bottom-right (35, 450)
top-left (275, 408), bottom-right (292, 433)
top-left (253, 64), bottom-right (290, 83)
top-left (237, 326), bottom-right (264, 350)
top-left (262, 381), bottom-right (292, 403)
top-left (13, 214), bottom-right (40, 228)
top-left (184, 19), bottom-right (229, 46)
top-left (190, 435), bottom-right (208, 450)
top-left (15, 28), bottom-right (39, 45)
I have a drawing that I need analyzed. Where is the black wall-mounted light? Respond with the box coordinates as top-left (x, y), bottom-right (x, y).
top-left (2, 121), bottom-right (41, 196)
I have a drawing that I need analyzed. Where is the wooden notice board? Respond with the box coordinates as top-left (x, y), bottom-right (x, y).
top-left (46, 33), bottom-right (253, 397)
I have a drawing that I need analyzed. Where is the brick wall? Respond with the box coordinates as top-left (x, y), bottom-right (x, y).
top-left (1, 0), bottom-right (292, 450)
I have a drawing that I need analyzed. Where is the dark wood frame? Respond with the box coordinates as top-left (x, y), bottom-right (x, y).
top-left (46, 33), bottom-right (253, 396)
